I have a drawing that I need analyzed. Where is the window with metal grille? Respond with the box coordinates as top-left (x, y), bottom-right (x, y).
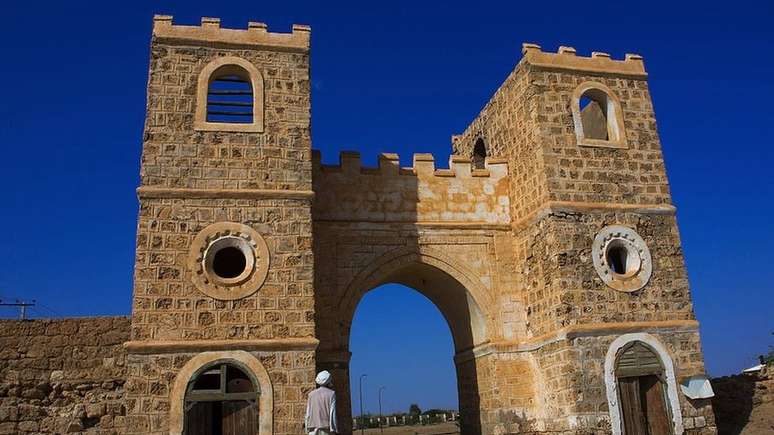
top-left (206, 66), bottom-right (254, 124)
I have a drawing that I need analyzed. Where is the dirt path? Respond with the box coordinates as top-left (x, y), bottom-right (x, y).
top-left (357, 422), bottom-right (460, 435)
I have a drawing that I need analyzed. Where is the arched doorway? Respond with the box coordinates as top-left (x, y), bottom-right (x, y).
top-left (169, 351), bottom-right (274, 435)
top-left (605, 333), bottom-right (684, 435)
top-left (184, 362), bottom-right (260, 435)
top-left (319, 248), bottom-right (491, 435)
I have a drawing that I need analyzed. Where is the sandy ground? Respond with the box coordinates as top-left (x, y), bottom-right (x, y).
top-left (739, 400), bottom-right (774, 435)
top-left (357, 422), bottom-right (460, 435)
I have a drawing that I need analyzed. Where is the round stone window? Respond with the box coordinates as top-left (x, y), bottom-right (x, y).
top-left (188, 222), bottom-right (270, 300)
top-left (592, 225), bottom-right (652, 292)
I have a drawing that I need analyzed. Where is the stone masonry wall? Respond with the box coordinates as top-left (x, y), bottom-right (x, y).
top-left (312, 152), bottom-right (510, 224)
top-left (141, 37), bottom-right (312, 192)
top-left (123, 350), bottom-right (314, 434)
top-left (131, 197), bottom-right (314, 342)
top-left (0, 317), bottom-right (129, 434)
top-left (521, 212), bottom-right (695, 338)
top-left (571, 331), bottom-right (716, 434)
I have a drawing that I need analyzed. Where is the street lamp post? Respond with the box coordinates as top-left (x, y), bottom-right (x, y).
top-left (359, 374), bottom-right (367, 435)
top-left (378, 386), bottom-right (386, 435)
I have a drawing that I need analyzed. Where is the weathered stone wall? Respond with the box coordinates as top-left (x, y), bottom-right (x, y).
top-left (141, 31), bottom-right (312, 192)
top-left (131, 197), bottom-right (315, 342)
top-left (0, 317), bottom-right (129, 434)
top-left (312, 152), bottom-right (510, 224)
top-left (570, 332), bottom-right (715, 434)
top-left (712, 366), bottom-right (774, 435)
top-left (312, 220), bottom-right (513, 434)
top-left (124, 350), bottom-right (314, 434)
top-left (520, 212), bottom-right (694, 337)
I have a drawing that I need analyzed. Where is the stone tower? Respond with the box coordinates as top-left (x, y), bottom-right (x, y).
top-left (451, 44), bottom-right (715, 433)
top-left (125, 16), bottom-right (317, 434)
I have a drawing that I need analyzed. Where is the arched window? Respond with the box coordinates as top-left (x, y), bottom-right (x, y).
top-left (195, 57), bottom-right (265, 133)
top-left (206, 65), bottom-right (253, 124)
top-left (472, 138), bottom-right (487, 170)
top-left (615, 342), bottom-right (673, 435)
top-left (571, 82), bottom-right (626, 148)
top-left (184, 362), bottom-right (260, 435)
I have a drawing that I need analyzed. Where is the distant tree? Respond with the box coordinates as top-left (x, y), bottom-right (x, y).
top-left (758, 332), bottom-right (774, 366)
top-left (409, 404), bottom-right (421, 416)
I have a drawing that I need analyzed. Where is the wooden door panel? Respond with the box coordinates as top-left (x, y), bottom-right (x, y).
top-left (641, 375), bottom-right (671, 435)
top-left (222, 400), bottom-right (259, 435)
top-left (185, 402), bottom-right (214, 435)
top-left (619, 377), bottom-right (647, 435)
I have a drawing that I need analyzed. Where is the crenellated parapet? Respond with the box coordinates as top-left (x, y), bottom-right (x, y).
top-left (312, 151), bottom-right (510, 225)
top-left (520, 42), bottom-right (646, 77)
top-left (152, 15), bottom-right (310, 51)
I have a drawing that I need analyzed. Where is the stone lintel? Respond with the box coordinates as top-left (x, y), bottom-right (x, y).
top-left (521, 42), bottom-right (647, 78)
top-left (136, 186), bottom-right (315, 201)
top-left (152, 14), bottom-right (310, 52)
top-left (124, 337), bottom-right (319, 354)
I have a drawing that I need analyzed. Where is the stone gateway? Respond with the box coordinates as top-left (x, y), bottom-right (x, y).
top-left (0, 15), bottom-right (718, 435)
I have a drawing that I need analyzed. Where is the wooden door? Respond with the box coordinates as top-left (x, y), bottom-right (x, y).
top-left (619, 377), bottom-right (647, 435)
top-left (640, 375), bottom-right (671, 435)
top-left (185, 402), bottom-right (215, 435)
top-left (222, 400), bottom-right (259, 435)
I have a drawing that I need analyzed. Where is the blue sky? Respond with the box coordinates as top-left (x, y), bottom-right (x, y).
top-left (1, 0), bottom-right (772, 415)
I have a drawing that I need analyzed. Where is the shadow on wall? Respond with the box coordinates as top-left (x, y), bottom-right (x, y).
top-left (710, 369), bottom-right (768, 435)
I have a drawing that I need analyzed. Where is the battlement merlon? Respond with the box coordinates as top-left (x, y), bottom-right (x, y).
top-left (152, 15), bottom-right (311, 52)
top-left (312, 151), bottom-right (508, 179)
top-left (521, 43), bottom-right (646, 78)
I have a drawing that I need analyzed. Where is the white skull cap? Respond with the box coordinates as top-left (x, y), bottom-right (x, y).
top-left (315, 370), bottom-right (332, 386)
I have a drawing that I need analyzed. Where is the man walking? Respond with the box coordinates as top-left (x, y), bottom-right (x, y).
top-left (305, 370), bottom-right (338, 435)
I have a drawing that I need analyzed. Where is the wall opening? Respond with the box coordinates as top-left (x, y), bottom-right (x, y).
top-left (184, 362), bottom-right (260, 435)
top-left (472, 138), bottom-right (487, 170)
top-left (327, 257), bottom-right (487, 435)
top-left (615, 342), bottom-right (673, 435)
top-left (579, 91), bottom-right (609, 140)
top-left (206, 66), bottom-right (254, 124)
top-left (349, 283), bottom-right (459, 432)
top-left (212, 247), bottom-right (247, 279)
top-left (572, 82), bottom-right (626, 147)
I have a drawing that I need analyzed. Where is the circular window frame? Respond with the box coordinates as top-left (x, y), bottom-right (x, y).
top-left (592, 225), bottom-right (652, 292)
top-left (188, 222), bottom-right (270, 300)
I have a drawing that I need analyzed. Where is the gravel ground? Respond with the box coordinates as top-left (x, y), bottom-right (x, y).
top-left (357, 422), bottom-right (460, 435)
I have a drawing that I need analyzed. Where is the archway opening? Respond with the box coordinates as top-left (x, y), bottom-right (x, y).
top-left (336, 259), bottom-right (487, 435)
top-left (349, 284), bottom-right (459, 432)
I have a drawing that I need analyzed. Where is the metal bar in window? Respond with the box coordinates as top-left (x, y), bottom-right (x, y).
top-left (220, 364), bottom-right (227, 393)
top-left (207, 110), bottom-right (254, 117)
top-left (208, 90), bottom-right (253, 96)
top-left (207, 101), bottom-right (253, 107)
